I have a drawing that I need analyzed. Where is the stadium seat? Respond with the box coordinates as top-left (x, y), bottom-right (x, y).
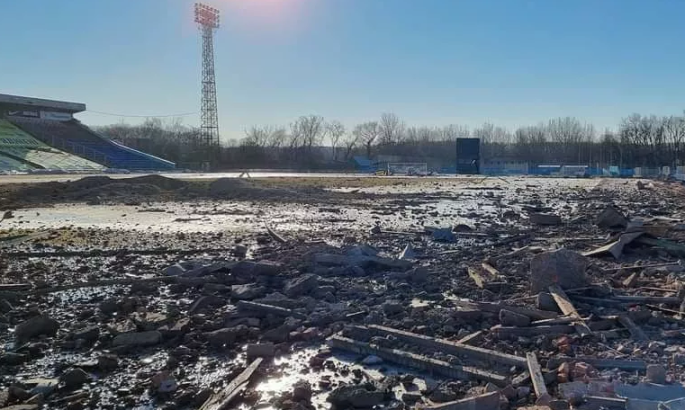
top-left (7, 117), bottom-right (175, 170)
top-left (0, 119), bottom-right (103, 171)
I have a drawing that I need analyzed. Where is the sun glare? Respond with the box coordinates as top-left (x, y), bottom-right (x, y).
top-left (219, 0), bottom-right (308, 31)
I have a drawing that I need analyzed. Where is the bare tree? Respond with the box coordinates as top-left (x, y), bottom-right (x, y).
top-left (290, 115), bottom-right (326, 160)
top-left (268, 127), bottom-right (287, 150)
top-left (665, 115), bottom-right (685, 166)
top-left (353, 122), bottom-right (380, 158)
top-left (342, 132), bottom-right (359, 161)
top-left (440, 124), bottom-right (469, 140)
top-left (379, 113), bottom-right (405, 146)
top-left (243, 126), bottom-right (271, 147)
top-left (326, 120), bottom-right (345, 161)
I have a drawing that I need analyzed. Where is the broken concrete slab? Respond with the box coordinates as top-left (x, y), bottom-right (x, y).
top-left (283, 274), bottom-right (319, 298)
top-left (530, 213), bottom-right (562, 226)
top-left (112, 331), bottom-right (162, 347)
top-left (246, 343), bottom-right (275, 359)
top-left (583, 231), bottom-right (645, 259)
top-left (230, 283), bottom-right (266, 300)
top-left (530, 249), bottom-right (589, 293)
top-left (359, 324), bottom-right (527, 367)
top-left (313, 253), bottom-right (412, 270)
top-left (14, 315), bottom-right (60, 342)
top-left (328, 335), bottom-right (509, 386)
top-left (615, 383), bottom-right (685, 402)
top-left (548, 356), bottom-right (647, 371)
top-left (455, 300), bottom-right (558, 320)
top-left (420, 391), bottom-right (500, 410)
top-left (537, 292), bottom-right (562, 313)
top-left (597, 206), bottom-right (628, 229)
top-left (499, 309), bottom-right (531, 327)
top-left (491, 324), bottom-right (575, 338)
top-left (645, 365), bottom-right (666, 384)
top-left (327, 384), bottom-right (385, 408)
top-left (431, 227), bottom-right (457, 242)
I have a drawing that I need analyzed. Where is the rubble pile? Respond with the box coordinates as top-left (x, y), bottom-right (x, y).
top-left (3, 177), bottom-right (685, 409)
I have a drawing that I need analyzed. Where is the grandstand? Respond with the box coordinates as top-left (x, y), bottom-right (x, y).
top-left (0, 93), bottom-right (175, 172)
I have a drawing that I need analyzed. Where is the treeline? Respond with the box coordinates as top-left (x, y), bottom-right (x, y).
top-left (94, 112), bottom-right (685, 170)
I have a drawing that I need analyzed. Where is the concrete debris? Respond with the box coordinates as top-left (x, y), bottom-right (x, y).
top-left (597, 206), bottom-right (628, 229)
top-left (399, 243), bottom-right (416, 260)
top-left (59, 368), bottom-right (90, 389)
top-left (584, 231), bottom-right (645, 259)
top-left (283, 273), bottom-right (319, 297)
top-left (246, 343), bottom-right (275, 359)
top-left (362, 355), bottom-right (384, 365)
top-left (230, 283), bottom-right (266, 300)
top-left (5, 176), bottom-right (685, 409)
top-left (151, 371), bottom-right (178, 393)
top-left (530, 248), bottom-right (589, 293)
top-left (112, 331), bottom-right (162, 347)
top-left (422, 391), bottom-right (501, 410)
top-left (14, 315), bottom-right (60, 342)
top-left (431, 227), bottom-right (457, 242)
top-left (328, 384), bottom-right (385, 408)
top-left (162, 263), bottom-right (186, 276)
top-left (529, 213), bottom-right (562, 226)
top-left (499, 309), bottom-right (531, 327)
top-left (646, 365), bottom-right (667, 384)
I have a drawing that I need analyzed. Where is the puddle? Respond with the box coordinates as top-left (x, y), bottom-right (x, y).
top-left (240, 345), bottom-right (443, 410)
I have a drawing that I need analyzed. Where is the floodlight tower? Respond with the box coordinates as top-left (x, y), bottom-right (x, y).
top-left (194, 3), bottom-right (221, 153)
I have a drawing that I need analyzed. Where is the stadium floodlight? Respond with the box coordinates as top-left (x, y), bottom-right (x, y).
top-left (194, 3), bottom-right (220, 28)
top-left (194, 3), bottom-right (221, 166)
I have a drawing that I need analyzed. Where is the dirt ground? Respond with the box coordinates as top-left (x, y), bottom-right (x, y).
top-left (2, 175), bottom-right (685, 410)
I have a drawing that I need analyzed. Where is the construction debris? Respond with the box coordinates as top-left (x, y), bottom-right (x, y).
top-left (3, 176), bottom-right (685, 409)
top-left (530, 249), bottom-right (589, 292)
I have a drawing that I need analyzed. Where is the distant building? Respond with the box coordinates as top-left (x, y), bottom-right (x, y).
top-left (456, 138), bottom-right (480, 174)
top-left (482, 157), bottom-right (529, 175)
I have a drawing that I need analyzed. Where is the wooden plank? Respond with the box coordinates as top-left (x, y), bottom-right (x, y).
top-left (584, 396), bottom-right (626, 410)
top-left (511, 371), bottom-right (531, 387)
top-left (236, 300), bottom-right (305, 319)
top-left (457, 330), bottom-right (484, 346)
top-left (622, 272), bottom-right (639, 288)
top-left (200, 358), bottom-right (263, 410)
top-left (456, 300), bottom-right (558, 320)
top-left (526, 352), bottom-right (551, 405)
top-left (467, 267), bottom-right (485, 288)
top-left (612, 295), bottom-right (682, 305)
top-left (617, 314), bottom-right (649, 341)
top-left (0, 283), bottom-right (31, 291)
top-left (568, 295), bottom-right (623, 307)
top-left (547, 356), bottom-right (646, 371)
top-left (328, 335), bottom-right (509, 386)
top-left (531, 317), bottom-right (577, 326)
top-left (364, 325), bottom-right (527, 367)
top-left (422, 391), bottom-right (501, 410)
top-left (549, 284), bottom-right (592, 338)
top-left (265, 225), bottom-right (288, 244)
top-left (602, 262), bottom-right (680, 272)
top-left (491, 324), bottom-right (574, 338)
top-left (481, 262), bottom-right (500, 278)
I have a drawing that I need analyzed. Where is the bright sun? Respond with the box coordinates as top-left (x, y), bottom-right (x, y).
top-left (219, 0), bottom-right (306, 28)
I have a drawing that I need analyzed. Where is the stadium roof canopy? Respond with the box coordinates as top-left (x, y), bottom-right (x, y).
top-left (0, 93), bottom-right (85, 114)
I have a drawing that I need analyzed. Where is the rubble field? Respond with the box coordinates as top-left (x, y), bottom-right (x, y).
top-left (3, 175), bottom-right (685, 410)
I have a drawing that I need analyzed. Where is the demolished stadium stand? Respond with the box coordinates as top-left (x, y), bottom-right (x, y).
top-left (0, 93), bottom-right (175, 172)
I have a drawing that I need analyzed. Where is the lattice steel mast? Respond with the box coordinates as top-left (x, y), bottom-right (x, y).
top-left (194, 3), bottom-right (220, 150)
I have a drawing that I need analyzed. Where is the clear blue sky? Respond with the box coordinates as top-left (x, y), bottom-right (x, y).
top-left (2, 0), bottom-right (685, 141)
